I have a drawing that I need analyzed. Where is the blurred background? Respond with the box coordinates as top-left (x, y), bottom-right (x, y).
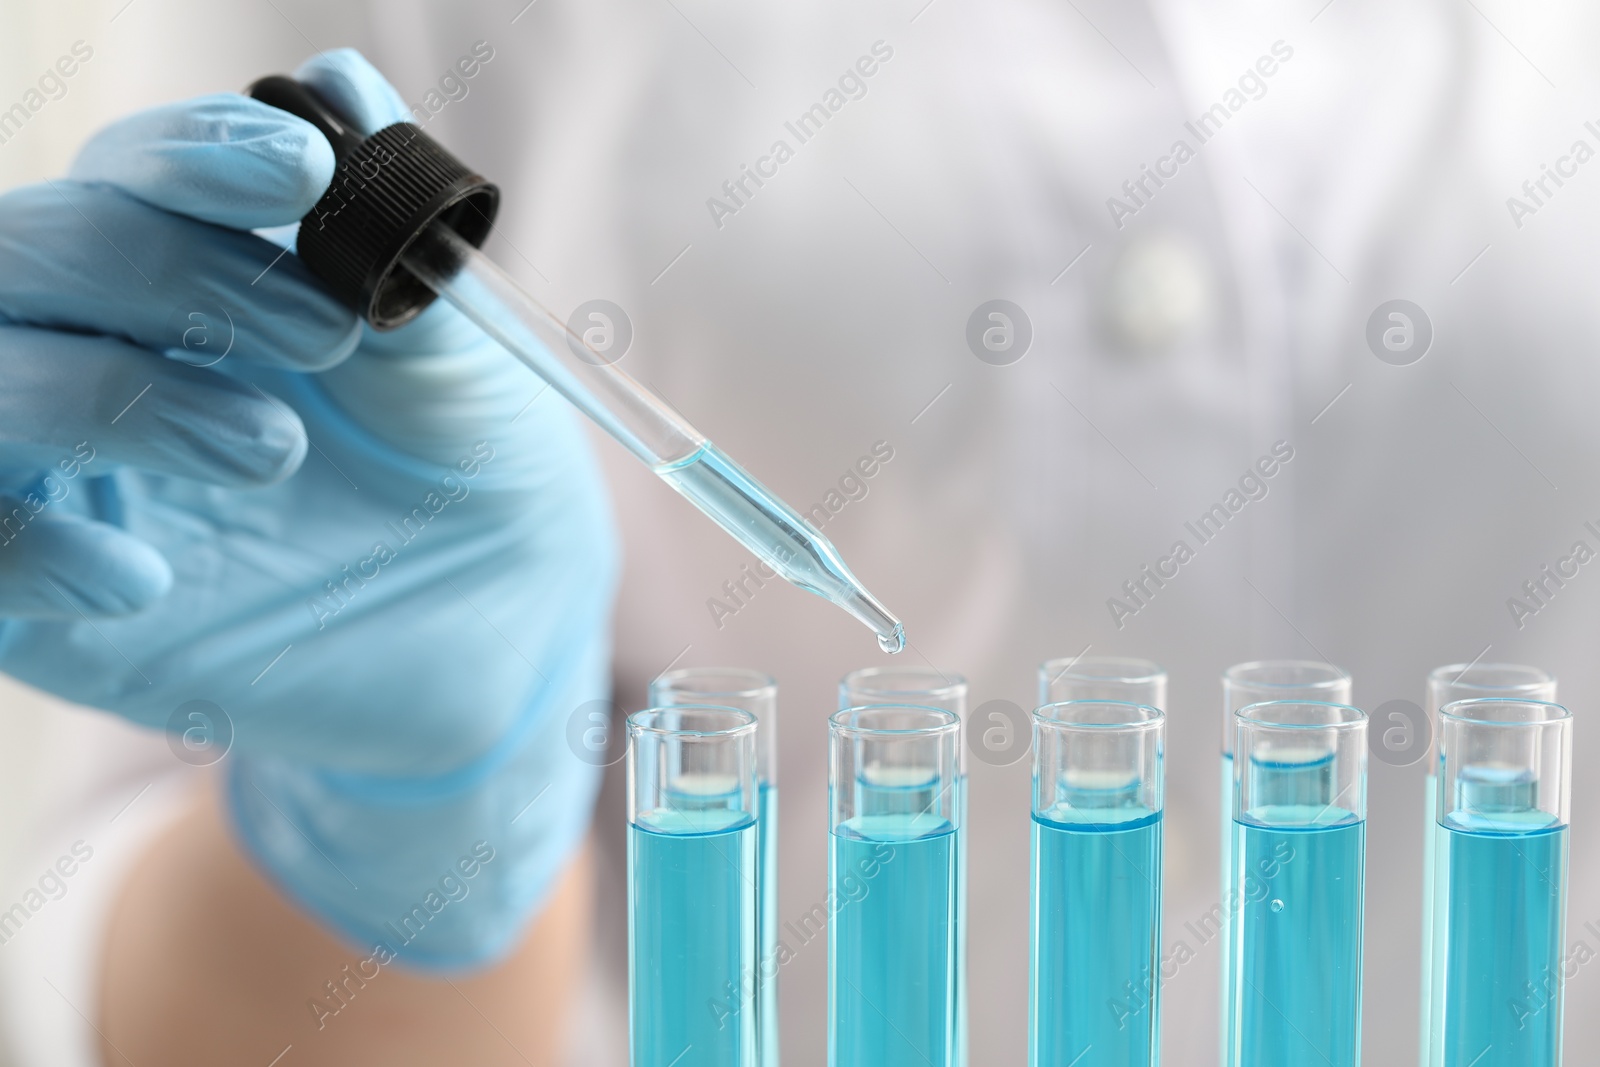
top-left (3, 0), bottom-right (1600, 1063)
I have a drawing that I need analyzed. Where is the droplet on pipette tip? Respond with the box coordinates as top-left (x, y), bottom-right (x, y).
top-left (840, 588), bottom-right (905, 655)
top-left (877, 623), bottom-right (906, 656)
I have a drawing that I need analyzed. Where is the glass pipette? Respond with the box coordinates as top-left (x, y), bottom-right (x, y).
top-left (401, 223), bottom-right (905, 654)
top-left (245, 74), bottom-right (904, 654)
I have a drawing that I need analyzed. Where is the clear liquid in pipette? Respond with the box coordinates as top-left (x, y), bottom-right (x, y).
top-left (655, 442), bottom-right (904, 653)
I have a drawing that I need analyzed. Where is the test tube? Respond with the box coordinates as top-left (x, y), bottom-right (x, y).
top-left (1417, 664), bottom-right (1555, 1067)
top-left (841, 667), bottom-right (968, 717)
top-left (829, 705), bottom-right (961, 1067)
top-left (1229, 700), bottom-right (1366, 1067)
top-left (1428, 698), bottom-right (1570, 1067)
top-left (650, 670), bottom-right (781, 1067)
top-left (1218, 661), bottom-right (1350, 1064)
top-left (628, 706), bottom-right (759, 1067)
top-left (839, 667), bottom-right (969, 1067)
top-left (1037, 655), bottom-right (1167, 708)
top-left (1029, 701), bottom-right (1164, 1066)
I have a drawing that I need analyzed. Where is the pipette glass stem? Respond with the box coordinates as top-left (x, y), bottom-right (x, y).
top-left (400, 223), bottom-right (904, 652)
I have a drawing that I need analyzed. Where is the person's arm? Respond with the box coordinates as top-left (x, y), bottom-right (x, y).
top-left (99, 783), bottom-right (594, 1066)
top-left (0, 46), bottom-right (619, 1061)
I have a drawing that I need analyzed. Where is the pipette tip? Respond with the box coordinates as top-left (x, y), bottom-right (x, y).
top-left (840, 588), bottom-right (905, 655)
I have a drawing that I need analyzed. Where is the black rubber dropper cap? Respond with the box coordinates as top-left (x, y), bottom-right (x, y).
top-left (247, 75), bottom-right (500, 330)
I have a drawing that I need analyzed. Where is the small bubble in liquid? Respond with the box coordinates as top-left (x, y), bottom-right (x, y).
top-left (1269, 899), bottom-right (1285, 913)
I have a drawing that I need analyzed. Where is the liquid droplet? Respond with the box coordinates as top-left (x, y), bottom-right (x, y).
top-left (1269, 898), bottom-right (1285, 913)
top-left (877, 624), bottom-right (906, 655)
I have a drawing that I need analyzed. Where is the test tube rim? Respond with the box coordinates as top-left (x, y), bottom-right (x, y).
top-left (1222, 659), bottom-right (1351, 691)
top-left (627, 704), bottom-right (759, 739)
top-left (1437, 696), bottom-right (1570, 727)
top-left (650, 666), bottom-right (778, 702)
top-left (1427, 662), bottom-right (1558, 695)
top-left (839, 665), bottom-right (968, 703)
top-left (1033, 699), bottom-right (1165, 733)
top-left (1235, 699), bottom-right (1366, 730)
top-left (830, 703), bottom-right (960, 738)
top-left (1039, 655), bottom-right (1166, 686)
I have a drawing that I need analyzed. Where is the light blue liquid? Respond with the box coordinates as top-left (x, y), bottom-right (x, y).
top-left (1419, 773), bottom-right (1437, 1067)
top-left (955, 776), bottom-right (968, 1067)
top-left (656, 443), bottom-right (903, 653)
top-left (1230, 810), bottom-right (1365, 1067)
top-left (629, 808), bottom-right (758, 1067)
top-left (1030, 805), bottom-right (1163, 1066)
top-left (830, 812), bottom-right (958, 1067)
top-left (1220, 752), bottom-right (1235, 1067)
top-left (758, 782), bottom-right (780, 1067)
top-left (1429, 813), bottom-right (1566, 1066)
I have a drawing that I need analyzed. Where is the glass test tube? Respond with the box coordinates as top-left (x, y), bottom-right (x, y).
top-left (1229, 701), bottom-right (1366, 1067)
top-left (841, 666), bottom-right (969, 717)
top-left (1429, 698), bottom-right (1570, 1067)
top-left (829, 705), bottom-right (961, 1067)
top-left (1417, 665), bottom-right (1554, 1067)
top-left (650, 669), bottom-right (781, 1067)
top-left (628, 706), bottom-right (759, 1067)
top-left (1029, 701), bottom-right (1164, 1067)
top-left (1219, 661), bottom-right (1350, 1064)
top-left (839, 667), bottom-right (969, 1067)
top-left (1038, 655), bottom-right (1167, 708)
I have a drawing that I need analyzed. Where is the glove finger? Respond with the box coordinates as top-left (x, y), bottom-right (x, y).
top-left (0, 508), bottom-right (172, 618)
top-left (0, 327), bottom-right (307, 488)
top-left (295, 48), bottom-right (413, 136)
top-left (68, 94), bottom-right (335, 232)
top-left (0, 182), bottom-right (360, 371)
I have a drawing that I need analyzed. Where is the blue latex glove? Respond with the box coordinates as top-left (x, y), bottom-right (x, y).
top-left (0, 50), bottom-right (618, 969)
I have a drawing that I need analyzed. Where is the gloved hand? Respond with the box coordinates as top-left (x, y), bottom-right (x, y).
top-left (0, 50), bottom-right (618, 968)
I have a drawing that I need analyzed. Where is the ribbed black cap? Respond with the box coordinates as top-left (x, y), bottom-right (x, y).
top-left (247, 76), bottom-right (500, 330)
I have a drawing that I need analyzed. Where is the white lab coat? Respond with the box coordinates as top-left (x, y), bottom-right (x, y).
top-left (0, 1), bottom-right (1597, 1064)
